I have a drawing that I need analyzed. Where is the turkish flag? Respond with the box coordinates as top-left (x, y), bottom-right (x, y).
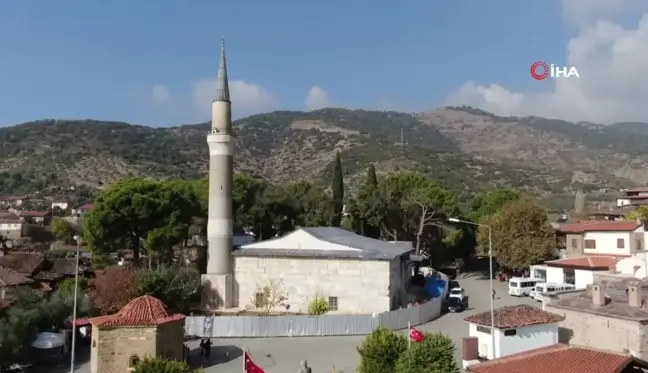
top-left (245, 351), bottom-right (265, 373)
top-left (409, 326), bottom-right (424, 342)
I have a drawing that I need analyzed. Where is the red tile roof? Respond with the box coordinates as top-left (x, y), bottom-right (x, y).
top-left (90, 295), bottom-right (184, 328)
top-left (19, 211), bottom-right (49, 217)
top-left (467, 344), bottom-right (633, 373)
top-left (545, 256), bottom-right (619, 269)
top-left (464, 305), bottom-right (564, 328)
top-left (0, 268), bottom-right (33, 286)
top-left (559, 221), bottom-right (641, 233)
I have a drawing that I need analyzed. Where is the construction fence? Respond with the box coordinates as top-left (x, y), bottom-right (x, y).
top-left (184, 296), bottom-right (442, 338)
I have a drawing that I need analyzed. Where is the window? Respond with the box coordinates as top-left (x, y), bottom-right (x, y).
top-left (564, 269), bottom-right (576, 285)
top-left (503, 329), bottom-right (517, 336)
top-left (328, 296), bottom-right (338, 311)
top-left (584, 239), bottom-right (596, 249)
top-left (617, 239), bottom-right (625, 249)
top-left (638, 240), bottom-right (643, 250)
top-left (129, 355), bottom-right (140, 367)
top-left (255, 292), bottom-right (264, 308)
top-left (476, 326), bottom-right (492, 334)
top-left (571, 238), bottom-right (578, 248)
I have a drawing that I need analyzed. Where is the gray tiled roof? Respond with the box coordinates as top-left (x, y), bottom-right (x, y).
top-left (233, 227), bottom-right (413, 261)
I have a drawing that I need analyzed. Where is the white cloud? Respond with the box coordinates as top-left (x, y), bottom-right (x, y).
top-left (446, 3), bottom-right (648, 123)
top-left (150, 84), bottom-right (171, 104)
top-left (192, 79), bottom-right (278, 117)
top-left (305, 85), bottom-right (335, 111)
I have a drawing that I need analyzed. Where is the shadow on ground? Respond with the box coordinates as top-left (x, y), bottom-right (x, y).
top-left (31, 346), bottom-right (90, 373)
top-left (460, 270), bottom-right (492, 281)
top-left (191, 345), bottom-right (243, 369)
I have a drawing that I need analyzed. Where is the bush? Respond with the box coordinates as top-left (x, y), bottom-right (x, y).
top-left (132, 357), bottom-right (203, 373)
top-left (357, 328), bottom-right (408, 373)
top-left (307, 293), bottom-right (329, 315)
top-left (395, 332), bottom-right (459, 373)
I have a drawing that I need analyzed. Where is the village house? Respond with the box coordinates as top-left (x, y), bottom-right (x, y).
top-left (531, 256), bottom-right (619, 288)
top-left (544, 277), bottom-right (648, 360)
top-left (18, 210), bottom-right (52, 225)
top-left (0, 214), bottom-right (23, 241)
top-left (557, 220), bottom-right (645, 258)
top-left (617, 187), bottom-right (648, 208)
top-left (463, 304), bottom-right (563, 360)
top-left (0, 267), bottom-right (34, 312)
top-left (463, 342), bottom-right (648, 373)
top-left (0, 252), bottom-right (88, 289)
top-left (71, 204), bottom-right (93, 217)
top-left (0, 196), bottom-right (27, 209)
top-left (51, 200), bottom-right (69, 213)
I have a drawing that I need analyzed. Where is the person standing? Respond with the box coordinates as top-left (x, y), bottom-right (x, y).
top-left (204, 338), bottom-right (212, 357)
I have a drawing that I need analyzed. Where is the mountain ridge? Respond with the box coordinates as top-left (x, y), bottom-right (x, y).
top-left (1, 107), bottom-right (647, 210)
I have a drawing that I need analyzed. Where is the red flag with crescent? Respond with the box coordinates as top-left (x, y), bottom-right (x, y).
top-left (409, 325), bottom-right (424, 342)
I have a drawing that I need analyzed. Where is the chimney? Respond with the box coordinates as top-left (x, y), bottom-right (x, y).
top-left (592, 284), bottom-right (606, 306)
top-left (462, 337), bottom-right (479, 361)
top-left (628, 282), bottom-right (643, 308)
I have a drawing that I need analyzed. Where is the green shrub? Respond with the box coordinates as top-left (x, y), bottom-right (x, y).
top-left (357, 327), bottom-right (407, 373)
top-left (395, 332), bottom-right (459, 373)
top-left (307, 294), bottom-right (329, 315)
top-left (132, 357), bottom-right (203, 373)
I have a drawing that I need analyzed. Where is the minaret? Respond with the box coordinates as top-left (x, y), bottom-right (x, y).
top-left (204, 38), bottom-right (234, 308)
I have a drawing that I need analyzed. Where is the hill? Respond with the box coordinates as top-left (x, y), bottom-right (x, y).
top-left (1, 107), bottom-right (647, 210)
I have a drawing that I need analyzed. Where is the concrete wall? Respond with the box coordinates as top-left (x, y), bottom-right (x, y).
top-left (233, 256), bottom-right (392, 314)
top-left (544, 305), bottom-right (648, 359)
top-left (583, 231), bottom-right (633, 256)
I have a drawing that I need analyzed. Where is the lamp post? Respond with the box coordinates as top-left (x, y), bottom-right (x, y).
top-left (448, 217), bottom-right (496, 359)
top-left (70, 234), bottom-right (81, 373)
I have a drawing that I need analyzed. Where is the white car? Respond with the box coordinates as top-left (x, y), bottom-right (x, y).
top-left (448, 287), bottom-right (465, 300)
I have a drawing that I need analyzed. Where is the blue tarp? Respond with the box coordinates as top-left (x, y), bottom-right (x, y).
top-left (424, 279), bottom-right (446, 298)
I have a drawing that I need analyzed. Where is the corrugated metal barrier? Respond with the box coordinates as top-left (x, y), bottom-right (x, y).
top-left (185, 297), bottom-right (442, 338)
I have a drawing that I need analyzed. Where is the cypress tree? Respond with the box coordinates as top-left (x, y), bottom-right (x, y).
top-left (366, 164), bottom-right (378, 188)
top-left (332, 152), bottom-right (344, 226)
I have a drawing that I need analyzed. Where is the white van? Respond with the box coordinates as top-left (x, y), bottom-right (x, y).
top-left (508, 277), bottom-right (542, 297)
top-left (530, 283), bottom-right (576, 301)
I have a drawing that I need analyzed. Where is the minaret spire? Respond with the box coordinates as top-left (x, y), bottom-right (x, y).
top-left (214, 38), bottom-right (230, 102)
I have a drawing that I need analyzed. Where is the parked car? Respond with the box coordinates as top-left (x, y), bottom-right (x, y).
top-left (448, 287), bottom-right (465, 300)
top-left (445, 296), bottom-right (468, 313)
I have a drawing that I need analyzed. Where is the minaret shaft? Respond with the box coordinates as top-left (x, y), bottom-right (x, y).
top-left (206, 39), bottom-right (234, 276)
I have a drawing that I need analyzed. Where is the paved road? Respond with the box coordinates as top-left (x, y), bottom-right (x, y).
top-left (71, 273), bottom-right (539, 373)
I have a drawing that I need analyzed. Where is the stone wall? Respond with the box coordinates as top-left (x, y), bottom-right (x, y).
top-left (233, 257), bottom-right (392, 314)
top-left (93, 326), bottom-right (158, 373)
top-left (156, 321), bottom-right (185, 360)
top-left (544, 305), bottom-right (648, 359)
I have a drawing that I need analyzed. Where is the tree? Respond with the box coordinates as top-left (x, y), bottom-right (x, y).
top-left (395, 332), bottom-right (459, 373)
top-left (249, 279), bottom-right (287, 314)
top-left (132, 357), bottom-right (203, 373)
top-left (88, 266), bottom-right (141, 315)
top-left (307, 292), bottom-right (329, 315)
top-left (50, 217), bottom-right (72, 240)
top-left (357, 328), bottom-right (407, 373)
top-left (366, 164), bottom-right (378, 188)
top-left (574, 188), bottom-right (586, 215)
top-left (139, 266), bottom-right (202, 314)
top-left (629, 205), bottom-right (648, 220)
top-left (84, 179), bottom-right (199, 266)
top-left (470, 188), bottom-right (521, 222)
top-left (331, 152), bottom-right (344, 226)
top-left (477, 199), bottom-right (556, 271)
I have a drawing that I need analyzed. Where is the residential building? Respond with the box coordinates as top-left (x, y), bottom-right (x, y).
top-left (531, 256), bottom-right (619, 288)
top-left (545, 277), bottom-right (648, 360)
top-left (72, 204), bottom-right (93, 217)
top-left (558, 220), bottom-right (645, 258)
top-left (463, 304), bottom-right (563, 360)
top-left (51, 201), bottom-right (69, 212)
top-left (0, 267), bottom-right (33, 312)
top-left (0, 215), bottom-right (23, 241)
top-left (231, 227), bottom-right (414, 314)
top-left (617, 187), bottom-right (648, 208)
top-left (0, 253), bottom-right (88, 288)
top-left (0, 196), bottom-right (27, 208)
top-left (18, 210), bottom-right (51, 225)
top-left (464, 342), bottom-right (647, 373)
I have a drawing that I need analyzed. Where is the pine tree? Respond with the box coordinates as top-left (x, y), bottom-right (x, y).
top-left (574, 188), bottom-right (585, 215)
top-left (332, 152), bottom-right (344, 226)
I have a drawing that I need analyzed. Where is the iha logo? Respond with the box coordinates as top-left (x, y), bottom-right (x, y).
top-left (530, 61), bottom-right (580, 80)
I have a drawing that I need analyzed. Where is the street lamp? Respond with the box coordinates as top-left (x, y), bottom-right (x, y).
top-left (70, 234), bottom-right (82, 373)
top-left (448, 217), bottom-right (496, 359)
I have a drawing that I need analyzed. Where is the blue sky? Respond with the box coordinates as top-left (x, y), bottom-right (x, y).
top-left (0, 0), bottom-right (619, 126)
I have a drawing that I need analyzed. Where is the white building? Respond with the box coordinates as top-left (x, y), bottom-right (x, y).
top-left (0, 217), bottom-right (23, 240)
top-left (464, 304), bottom-right (563, 360)
top-left (232, 227), bottom-right (414, 314)
top-left (558, 220), bottom-right (644, 257)
top-left (531, 256), bottom-right (619, 289)
top-left (51, 201), bottom-right (69, 211)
